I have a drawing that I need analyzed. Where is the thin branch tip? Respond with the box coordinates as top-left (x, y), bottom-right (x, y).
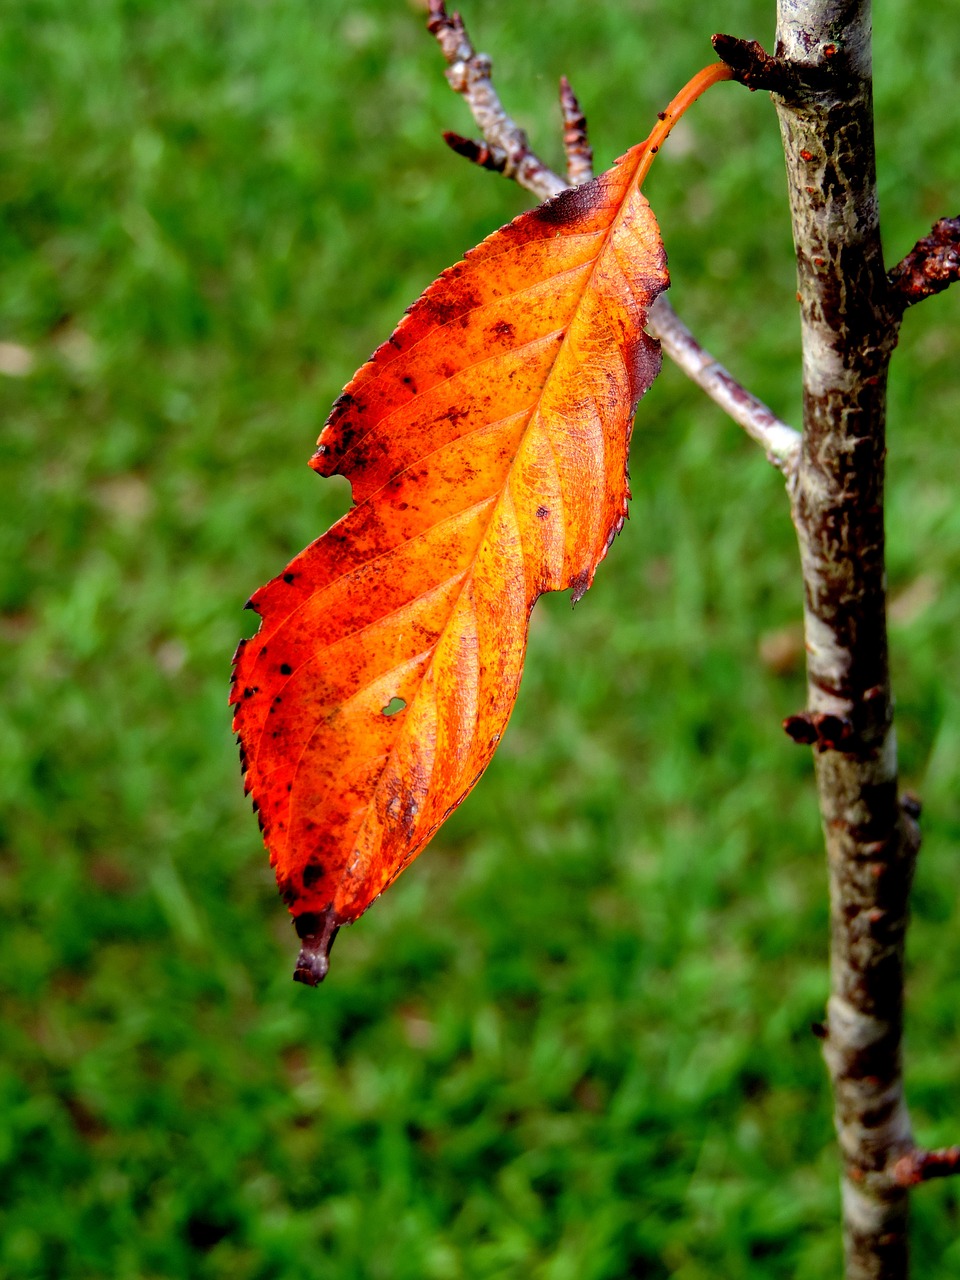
top-left (888, 216), bottom-right (960, 313)
top-left (426, 0), bottom-right (565, 200)
top-left (892, 1147), bottom-right (960, 1187)
top-left (558, 74), bottom-right (593, 186)
top-left (442, 130), bottom-right (508, 174)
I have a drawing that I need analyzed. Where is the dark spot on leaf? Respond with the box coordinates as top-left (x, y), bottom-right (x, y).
top-left (536, 506), bottom-right (549, 519)
top-left (330, 391), bottom-right (357, 414)
top-left (402, 795), bottom-right (419, 835)
top-left (279, 663), bottom-right (293, 676)
top-left (303, 861), bottom-right (325, 888)
top-left (425, 290), bottom-right (481, 326)
top-left (534, 181), bottom-right (602, 226)
top-left (327, 420), bottom-right (357, 455)
top-left (490, 319), bottom-right (515, 340)
top-left (283, 572), bottom-right (296, 584)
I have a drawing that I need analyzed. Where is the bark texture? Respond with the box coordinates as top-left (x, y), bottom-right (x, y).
top-left (772, 3), bottom-right (918, 1275)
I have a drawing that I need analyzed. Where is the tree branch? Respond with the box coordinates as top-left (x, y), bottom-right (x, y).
top-left (647, 297), bottom-right (800, 473)
top-left (425, 0), bottom-right (800, 474)
top-left (426, 0), bottom-right (567, 200)
top-left (891, 1146), bottom-right (960, 1188)
top-left (559, 74), bottom-right (593, 187)
top-left (888, 216), bottom-right (960, 314)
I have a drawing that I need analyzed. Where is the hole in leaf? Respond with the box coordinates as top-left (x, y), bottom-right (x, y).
top-left (381, 696), bottom-right (407, 717)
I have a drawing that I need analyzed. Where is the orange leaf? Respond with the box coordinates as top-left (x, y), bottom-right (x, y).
top-left (232, 140), bottom-right (668, 982)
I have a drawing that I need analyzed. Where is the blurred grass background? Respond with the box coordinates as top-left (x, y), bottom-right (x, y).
top-left (2, 0), bottom-right (959, 1276)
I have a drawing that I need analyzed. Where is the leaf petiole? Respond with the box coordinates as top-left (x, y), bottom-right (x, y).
top-left (635, 62), bottom-right (734, 187)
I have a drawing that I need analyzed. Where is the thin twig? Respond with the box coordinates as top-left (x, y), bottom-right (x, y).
top-left (443, 131), bottom-right (509, 177)
top-left (892, 1147), bottom-right (960, 1188)
top-left (648, 296), bottom-right (800, 473)
top-left (426, 0), bottom-right (800, 475)
top-left (426, 0), bottom-right (566, 200)
top-left (559, 75), bottom-right (593, 187)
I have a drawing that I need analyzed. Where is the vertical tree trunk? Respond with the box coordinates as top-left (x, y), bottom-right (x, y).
top-left (772, 2), bottom-right (917, 1276)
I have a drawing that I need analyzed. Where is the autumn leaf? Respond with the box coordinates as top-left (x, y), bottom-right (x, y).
top-left (232, 66), bottom-right (730, 983)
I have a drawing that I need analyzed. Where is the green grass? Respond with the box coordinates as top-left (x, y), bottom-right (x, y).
top-left (2, 1), bottom-right (960, 1276)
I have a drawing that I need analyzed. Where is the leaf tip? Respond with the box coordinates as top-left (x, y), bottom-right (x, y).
top-left (292, 908), bottom-right (341, 986)
top-left (569, 569), bottom-right (591, 605)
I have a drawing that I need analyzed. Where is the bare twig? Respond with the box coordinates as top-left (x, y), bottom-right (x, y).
top-left (426, 0), bottom-right (566, 200)
top-left (647, 296), bottom-right (800, 473)
top-left (442, 130), bottom-right (509, 177)
top-left (559, 75), bottom-right (593, 187)
top-left (426, 0), bottom-right (800, 473)
top-left (888, 217), bottom-right (960, 313)
top-left (892, 1147), bottom-right (960, 1188)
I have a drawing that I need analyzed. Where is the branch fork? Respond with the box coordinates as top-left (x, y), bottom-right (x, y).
top-left (426, 0), bottom-right (801, 476)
